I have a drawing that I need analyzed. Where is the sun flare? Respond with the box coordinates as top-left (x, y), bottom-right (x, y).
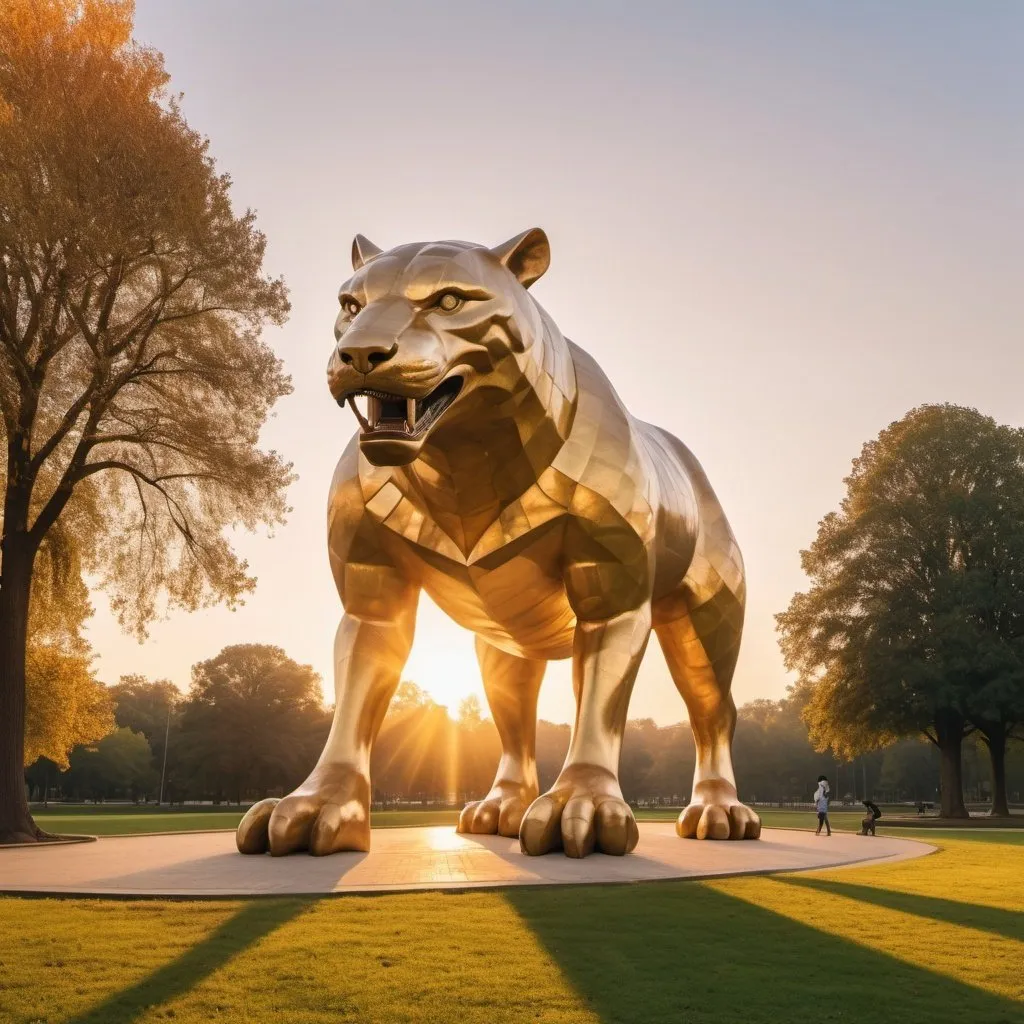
top-left (402, 596), bottom-right (486, 712)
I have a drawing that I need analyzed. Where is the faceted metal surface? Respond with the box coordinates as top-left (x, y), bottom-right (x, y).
top-left (237, 228), bottom-right (760, 858)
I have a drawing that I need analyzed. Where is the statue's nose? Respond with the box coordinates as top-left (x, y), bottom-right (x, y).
top-left (338, 337), bottom-right (397, 374)
top-left (334, 296), bottom-right (411, 374)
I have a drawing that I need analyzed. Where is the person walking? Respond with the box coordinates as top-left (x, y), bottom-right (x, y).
top-left (814, 775), bottom-right (831, 836)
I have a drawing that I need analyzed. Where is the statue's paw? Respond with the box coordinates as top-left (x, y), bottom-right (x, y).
top-left (677, 779), bottom-right (761, 840)
top-left (235, 764), bottom-right (371, 856)
top-left (457, 783), bottom-right (537, 838)
top-left (519, 765), bottom-right (638, 858)
top-left (235, 797), bottom-right (279, 854)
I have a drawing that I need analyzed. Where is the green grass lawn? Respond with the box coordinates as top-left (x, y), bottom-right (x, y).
top-left (33, 803), bottom-right (1018, 838)
top-left (31, 807), bottom-right (463, 835)
top-left (0, 831), bottom-right (1021, 1023)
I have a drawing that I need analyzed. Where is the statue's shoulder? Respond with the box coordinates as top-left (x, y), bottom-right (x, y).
top-left (564, 339), bottom-right (633, 436)
top-left (555, 340), bottom-right (654, 530)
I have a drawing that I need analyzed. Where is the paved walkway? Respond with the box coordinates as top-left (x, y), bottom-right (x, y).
top-left (0, 825), bottom-right (933, 897)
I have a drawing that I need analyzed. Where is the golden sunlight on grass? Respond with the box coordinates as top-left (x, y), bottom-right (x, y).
top-left (0, 891), bottom-right (595, 1024)
top-left (0, 837), bottom-right (1020, 1023)
top-left (708, 838), bottom-right (1024, 1003)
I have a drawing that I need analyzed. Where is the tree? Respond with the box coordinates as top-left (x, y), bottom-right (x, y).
top-left (108, 673), bottom-right (178, 793)
top-left (64, 726), bottom-right (154, 801)
top-left (778, 405), bottom-right (1024, 818)
top-left (174, 645), bottom-right (327, 803)
top-left (971, 719), bottom-right (1022, 818)
top-left (733, 698), bottom-right (834, 805)
top-left (878, 739), bottom-right (939, 803)
top-left (389, 680), bottom-right (436, 714)
top-left (619, 718), bottom-right (657, 798)
top-left (965, 653), bottom-right (1024, 816)
top-left (109, 674), bottom-right (179, 742)
top-left (23, 516), bottom-right (113, 768)
top-left (24, 642), bottom-right (112, 769)
top-left (457, 694), bottom-right (484, 726)
top-left (0, 1), bottom-right (291, 841)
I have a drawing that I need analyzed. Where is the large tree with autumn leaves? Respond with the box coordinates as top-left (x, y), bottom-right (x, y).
top-left (778, 405), bottom-right (1024, 818)
top-left (0, 1), bottom-right (292, 842)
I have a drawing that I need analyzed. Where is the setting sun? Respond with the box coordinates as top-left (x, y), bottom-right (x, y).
top-left (401, 596), bottom-right (487, 713)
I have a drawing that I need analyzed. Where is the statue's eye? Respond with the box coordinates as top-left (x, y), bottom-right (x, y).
top-left (437, 292), bottom-right (462, 312)
top-left (342, 299), bottom-right (361, 316)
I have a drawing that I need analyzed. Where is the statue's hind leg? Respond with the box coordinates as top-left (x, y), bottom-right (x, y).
top-left (655, 592), bottom-right (761, 840)
top-left (457, 637), bottom-right (544, 838)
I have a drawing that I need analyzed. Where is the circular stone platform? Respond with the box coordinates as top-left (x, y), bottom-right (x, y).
top-left (0, 824), bottom-right (933, 897)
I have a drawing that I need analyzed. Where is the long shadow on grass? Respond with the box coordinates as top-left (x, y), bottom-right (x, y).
top-left (504, 882), bottom-right (1023, 1024)
top-left (67, 898), bottom-right (312, 1024)
top-left (777, 876), bottom-right (1023, 942)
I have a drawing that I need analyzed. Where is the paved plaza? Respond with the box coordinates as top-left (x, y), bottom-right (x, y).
top-left (0, 824), bottom-right (933, 897)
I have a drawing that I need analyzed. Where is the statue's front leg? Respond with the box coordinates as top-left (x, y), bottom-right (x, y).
top-left (237, 584), bottom-right (416, 856)
top-left (519, 605), bottom-right (651, 857)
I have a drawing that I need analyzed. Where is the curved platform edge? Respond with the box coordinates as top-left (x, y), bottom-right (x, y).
top-left (0, 824), bottom-right (936, 899)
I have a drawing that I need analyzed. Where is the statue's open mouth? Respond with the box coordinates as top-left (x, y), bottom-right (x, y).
top-left (343, 375), bottom-right (463, 439)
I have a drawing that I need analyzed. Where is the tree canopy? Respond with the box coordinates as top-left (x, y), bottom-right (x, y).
top-left (64, 725), bottom-right (154, 801)
top-left (109, 674), bottom-right (178, 743)
top-left (173, 645), bottom-right (328, 802)
top-left (778, 404), bottom-right (1024, 817)
top-left (0, 0), bottom-right (292, 629)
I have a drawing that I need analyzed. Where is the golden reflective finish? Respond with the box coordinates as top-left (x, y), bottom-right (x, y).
top-left (236, 228), bottom-right (760, 858)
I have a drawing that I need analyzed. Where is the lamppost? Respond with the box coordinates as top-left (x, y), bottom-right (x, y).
top-left (158, 699), bottom-right (172, 806)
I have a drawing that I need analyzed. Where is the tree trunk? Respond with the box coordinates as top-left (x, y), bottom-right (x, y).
top-left (982, 725), bottom-right (1010, 818)
top-left (0, 537), bottom-right (46, 843)
top-left (934, 716), bottom-right (970, 819)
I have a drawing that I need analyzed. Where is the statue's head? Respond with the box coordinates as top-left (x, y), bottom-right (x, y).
top-left (328, 229), bottom-right (552, 467)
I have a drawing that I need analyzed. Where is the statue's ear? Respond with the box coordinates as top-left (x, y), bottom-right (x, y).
top-left (490, 228), bottom-right (550, 288)
top-left (352, 234), bottom-right (383, 271)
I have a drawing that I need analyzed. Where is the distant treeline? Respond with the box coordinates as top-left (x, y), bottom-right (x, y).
top-left (24, 645), bottom-right (1023, 808)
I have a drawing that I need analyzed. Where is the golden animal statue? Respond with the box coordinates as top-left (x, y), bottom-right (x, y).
top-left (236, 228), bottom-right (760, 858)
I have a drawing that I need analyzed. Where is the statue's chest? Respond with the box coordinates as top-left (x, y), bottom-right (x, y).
top-left (360, 469), bottom-right (571, 566)
top-left (412, 533), bottom-right (576, 659)
top-left (362, 476), bottom-right (576, 658)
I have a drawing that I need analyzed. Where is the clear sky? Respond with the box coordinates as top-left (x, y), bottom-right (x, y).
top-left (86, 0), bottom-right (1024, 724)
